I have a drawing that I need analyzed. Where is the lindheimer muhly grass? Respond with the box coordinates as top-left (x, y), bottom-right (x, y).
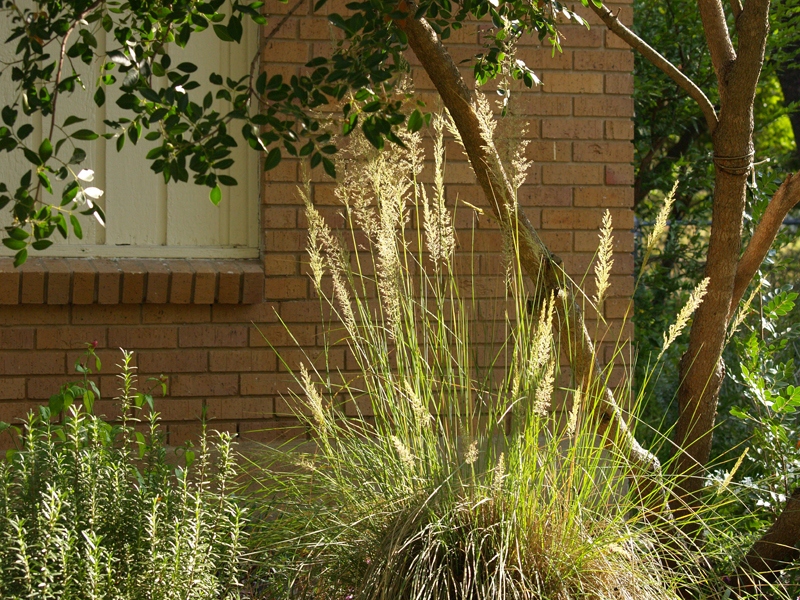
top-left (243, 113), bottom-right (762, 600)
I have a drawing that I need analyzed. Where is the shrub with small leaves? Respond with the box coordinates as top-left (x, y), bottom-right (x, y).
top-left (0, 348), bottom-right (247, 600)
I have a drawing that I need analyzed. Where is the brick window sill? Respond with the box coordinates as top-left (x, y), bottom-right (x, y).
top-left (0, 258), bottom-right (264, 305)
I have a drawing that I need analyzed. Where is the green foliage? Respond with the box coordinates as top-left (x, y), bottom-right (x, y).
top-left (631, 0), bottom-right (800, 462)
top-left (0, 348), bottom-right (247, 599)
top-left (0, 0), bottom-right (589, 264)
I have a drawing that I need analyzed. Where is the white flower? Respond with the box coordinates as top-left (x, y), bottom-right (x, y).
top-left (174, 85), bottom-right (186, 94)
top-left (77, 170), bottom-right (94, 182)
top-left (84, 187), bottom-right (104, 200)
top-left (77, 169), bottom-right (95, 183)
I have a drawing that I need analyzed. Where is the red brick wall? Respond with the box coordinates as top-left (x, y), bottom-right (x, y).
top-left (0, 0), bottom-right (635, 448)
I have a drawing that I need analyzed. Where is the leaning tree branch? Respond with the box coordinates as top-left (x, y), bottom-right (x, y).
top-left (392, 2), bottom-right (671, 519)
top-left (734, 485), bottom-right (800, 594)
top-left (248, 0), bottom-right (305, 97)
top-left (586, 2), bottom-right (719, 133)
top-left (728, 171), bottom-right (800, 317)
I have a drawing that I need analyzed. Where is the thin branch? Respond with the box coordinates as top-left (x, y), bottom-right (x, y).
top-left (729, 0), bottom-right (743, 22)
top-left (728, 171), bottom-right (800, 317)
top-left (48, 1), bottom-right (103, 143)
top-left (696, 0), bottom-right (736, 86)
top-left (248, 0), bottom-right (306, 95)
top-left (587, 2), bottom-right (719, 133)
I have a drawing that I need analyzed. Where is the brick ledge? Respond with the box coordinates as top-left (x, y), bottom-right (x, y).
top-left (0, 258), bottom-right (265, 305)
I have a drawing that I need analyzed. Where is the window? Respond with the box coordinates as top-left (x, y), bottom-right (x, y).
top-left (0, 20), bottom-right (259, 260)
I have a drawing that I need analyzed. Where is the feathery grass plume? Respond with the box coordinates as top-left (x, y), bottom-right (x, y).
top-left (339, 128), bottom-right (422, 334)
top-left (464, 439), bottom-right (479, 465)
top-left (475, 93), bottom-right (498, 143)
top-left (727, 283), bottom-right (761, 341)
top-left (535, 359), bottom-right (555, 418)
top-left (644, 179), bottom-right (679, 255)
top-left (443, 107), bottom-right (464, 150)
top-left (491, 452), bottom-right (505, 496)
top-left (404, 379), bottom-right (432, 428)
top-left (717, 447), bottom-right (748, 495)
top-left (494, 97), bottom-right (533, 190)
top-left (531, 292), bottom-right (556, 373)
top-left (658, 276), bottom-right (710, 360)
top-left (301, 183), bottom-right (325, 292)
top-left (299, 363), bottom-right (327, 427)
top-left (302, 173), bottom-right (357, 334)
top-left (593, 210), bottom-right (614, 309)
top-left (423, 115), bottom-right (456, 267)
top-left (567, 387), bottom-right (583, 437)
top-left (336, 131), bottom-right (379, 239)
top-left (391, 435), bottom-right (415, 466)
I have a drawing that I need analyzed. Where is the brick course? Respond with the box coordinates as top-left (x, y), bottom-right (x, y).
top-left (0, 0), bottom-right (635, 447)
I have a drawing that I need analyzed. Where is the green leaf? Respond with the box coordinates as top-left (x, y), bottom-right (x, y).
top-left (210, 185), bottom-right (222, 205)
top-left (31, 240), bottom-right (53, 250)
top-left (176, 62), bottom-right (198, 73)
top-left (83, 390), bottom-right (95, 413)
top-left (94, 86), bottom-right (106, 107)
top-left (322, 157), bottom-right (336, 179)
top-left (64, 116), bottom-right (85, 128)
top-left (73, 129), bottom-right (99, 141)
top-left (38, 139), bottom-right (53, 162)
top-left (730, 406), bottom-right (749, 420)
top-left (70, 215), bottom-right (83, 240)
top-left (69, 148), bottom-right (87, 164)
top-left (17, 124), bottom-right (33, 141)
top-left (213, 24), bottom-right (234, 42)
top-left (1, 106), bottom-right (17, 126)
top-left (49, 394), bottom-right (65, 415)
top-left (306, 56), bottom-right (328, 68)
top-left (8, 227), bottom-right (28, 241)
top-left (263, 147), bottom-right (281, 171)
top-left (23, 148), bottom-right (42, 165)
top-left (342, 113), bottom-right (358, 136)
top-left (407, 109), bottom-right (424, 133)
top-left (227, 15), bottom-right (243, 42)
top-left (2, 238), bottom-right (26, 250)
top-left (37, 172), bottom-right (52, 194)
top-left (13, 249), bottom-right (27, 267)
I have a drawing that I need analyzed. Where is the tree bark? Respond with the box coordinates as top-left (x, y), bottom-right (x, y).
top-left (735, 485), bottom-right (800, 593)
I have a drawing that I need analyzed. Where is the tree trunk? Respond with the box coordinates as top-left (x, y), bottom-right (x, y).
top-left (672, 155), bottom-right (749, 519)
top-left (735, 485), bottom-right (800, 592)
top-left (667, 0), bottom-right (770, 529)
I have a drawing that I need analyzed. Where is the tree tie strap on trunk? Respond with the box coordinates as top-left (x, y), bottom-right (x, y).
top-left (713, 151), bottom-right (755, 176)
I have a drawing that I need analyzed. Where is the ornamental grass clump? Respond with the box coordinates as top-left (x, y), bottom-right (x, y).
top-left (245, 118), bottom-right (700, 600)
top-left (0, 348), bottom-right (247, 600)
